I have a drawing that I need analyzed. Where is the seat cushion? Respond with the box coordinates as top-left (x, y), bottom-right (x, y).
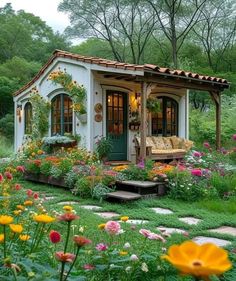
top-left (152, 148), bottom-right (186, 154)
top-left (163, 137), bottom-right (173, 149)
top-left (170, 136), bottom-right (181, 149)
top-left (151, 137), bottom-right (166, 150)
top-left (146, 137), bottom-right (155, 147)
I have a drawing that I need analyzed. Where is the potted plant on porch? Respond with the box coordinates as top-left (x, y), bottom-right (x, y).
top-left (95, 136), bottom-right (113, 163)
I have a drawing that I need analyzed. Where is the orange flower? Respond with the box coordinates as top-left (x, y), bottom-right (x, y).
top-left (24, 200), bottom-right (33, 206)
top-left (0, 215), bottom-right (13, 225)
top-left (9, 224), bottom-right (23, 233)
top-left (16, 205), bottom-right (25, 211)
top-left (73, 236), bottom-right (91, 247)
top-left (57, 213), bottom-right (79, 222)
top-left (19, 234), bottom-right (30, 241)
top-left (55, 252), bottom-right (75, 263)
top-left (162, 241), bottom-right (232, 278)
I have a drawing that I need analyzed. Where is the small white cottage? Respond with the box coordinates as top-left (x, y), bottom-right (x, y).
top-left (13, 50), bottom-right (229, 162)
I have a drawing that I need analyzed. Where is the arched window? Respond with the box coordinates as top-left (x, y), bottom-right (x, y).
top-left (151, 96), bottom-right (178, 136)
top-left (24, 102), bottom-right (32, 134)
top-left (51, 94), bottom-right (73, 135)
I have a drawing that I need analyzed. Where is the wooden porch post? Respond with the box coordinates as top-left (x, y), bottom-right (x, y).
top-left (210, 91), bottom-right (221, 150)
top-left (140, 82), bottom-right (147, 161)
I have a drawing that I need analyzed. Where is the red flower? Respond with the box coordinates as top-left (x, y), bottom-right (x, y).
top-left (232, 134), bottom-right (236, 141)
top-left (49, 230), bottom-right (61, 244)
top-left (0, 174), bottom-right (3, 182)
top-left (203, 142), bottom-right (210, 148)
top-left (57, 213), bottom-right (79, 222)
top-left (55, 252), bottom-right (75, 263)
top-left (26, 189), bottom-right (33, 197)
top-left (73, 235), bottom-right (91, 247)
top-left (33, 192), bottom-right (39, 200)
top-left (15, 184), bottom-right (21, 191)
top-left (16, 166), bottom-right (25, 173)
top-left (4, 172), bottom-right (13, 180)
top-left (33, 160), bottom-right (41, 167)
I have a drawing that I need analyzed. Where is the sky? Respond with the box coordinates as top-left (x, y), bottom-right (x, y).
top-left (0, 0), bottom-right (70, 33)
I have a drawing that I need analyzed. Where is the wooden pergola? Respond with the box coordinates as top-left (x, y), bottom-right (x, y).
top-left (100, 68), bottom-right (229, 160)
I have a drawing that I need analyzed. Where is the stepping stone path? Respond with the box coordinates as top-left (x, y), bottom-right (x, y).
top-left (209, 226), bottom-right (236, 237)
top-left (193, 236), bottom-right (231, 247)
top-left (57, 201), bottom-right (79, 205)
top-left (157, 226), bottom-right (186, 235)
top-left (151, 207), bottom-right (173, 214)
top-left (95, 212), bottom-right (120, 219)
top-left (125, 219), bottom-right (149, 225)
top-left (80, 205), bottom-right (102, 211)
top-left (178, 217), bottom-right (202, 225)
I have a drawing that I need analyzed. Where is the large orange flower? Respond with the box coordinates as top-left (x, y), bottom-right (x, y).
top-left (162, 241), bottom-right (232, 279)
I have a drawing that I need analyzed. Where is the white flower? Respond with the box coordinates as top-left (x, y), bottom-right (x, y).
top-left (79, 226), bottom-right (84, 233)
top-left (124, 242), bottom-right (131, 249)
top-left (130, 254), bottom-right (139, 261)
top-left (141, 262), bottom-right (148, 272)
top-left (125, 266), bottom-right (131, 272)
top-left (110, 264), bottom-right (115, 269)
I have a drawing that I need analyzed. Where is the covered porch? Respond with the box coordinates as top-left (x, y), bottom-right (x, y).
top-left (94, 66), bottom-right (229, 162)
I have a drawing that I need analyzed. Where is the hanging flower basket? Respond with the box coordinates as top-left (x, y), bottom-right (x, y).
top-left (76, 113), bottom-right (87, 124)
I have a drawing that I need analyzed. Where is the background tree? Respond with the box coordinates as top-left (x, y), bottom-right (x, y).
top-left (59, 0), bottom-right (157, 64)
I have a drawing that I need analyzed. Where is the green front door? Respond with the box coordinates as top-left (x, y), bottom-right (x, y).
top-left (106, 90), bottom-right (127, 161)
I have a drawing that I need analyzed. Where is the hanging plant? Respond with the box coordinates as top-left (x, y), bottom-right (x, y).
top-left (48, 69), bottom-right (87, 115)
top-left (146, 96), bottom-right (160, 114)
top-left (29, 87), bottom-right (51, 139)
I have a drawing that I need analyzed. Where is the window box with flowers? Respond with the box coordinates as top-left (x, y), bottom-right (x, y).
top-left (48, 69), bottom-right (87, 124)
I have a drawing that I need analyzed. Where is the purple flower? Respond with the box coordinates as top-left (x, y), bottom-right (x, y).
top-left (137, 159), bottom-right (145, 169)
top-left (232, 134), bottom-right (236, 141)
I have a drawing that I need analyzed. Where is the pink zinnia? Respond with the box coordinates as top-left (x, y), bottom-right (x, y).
top-left (232, 134), bottom-right (236, 141)
top-left (96, 243), bottom-right (108, 251)
top-left (49, 230), bottom-right (61, 244)
top-left (26, 189), bottom-right (33, 197)
top-left (147, 232), bottom-right (166, 242)
top-left (104, 221), bottom-right (121, 235)
top-left (191, 169), bottom-right (202, 177)
top-left (4, 172), bottom-right (12, 180)
top-left (83, 264), bottom-right (95, 270)
top-left (58, 213), bottom-right (79, 222)
top-left (0, 174), bottom-right (3, 182)
top-left (139, 229), bottom-right (151, 238)
top-left (193, 151), bottom-right (201, 157)
top-left (15, 184), bottom-right (21, 191)
top-left (203, 142), bottom-right (210, 148)
top-left (16, 166), bottom-right (25, 173)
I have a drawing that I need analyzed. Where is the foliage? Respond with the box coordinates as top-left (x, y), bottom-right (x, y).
top-left (0, 135), bottom-right (13, 158)
top-left (73, 177), bottom-right (91, 198)
top-left (92, 183), bottom-right (114, 202)
top-left (48, 69), bottom-right (87, 114)
top-left (95, 136), bottom-right (113, 160)
top-left (0, 114), bottom-right (14, 139)
top-left (146, 96), bottom-right (160, 114)
top-left (42, 135), bottom-right (76, 145)
top-left (29, 88), bottom-right (51, 139)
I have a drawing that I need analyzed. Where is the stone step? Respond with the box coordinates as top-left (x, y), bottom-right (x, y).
top-left (116, 180), bottom-right (166, 196)
top-left (106, 191), bottom-right (141, 201)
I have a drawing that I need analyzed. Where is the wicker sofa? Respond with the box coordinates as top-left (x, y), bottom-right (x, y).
top-left (134, 136), bottom-right (193, 161)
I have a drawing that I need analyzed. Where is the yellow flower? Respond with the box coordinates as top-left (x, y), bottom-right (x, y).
top-left (0, 215), bottom-right (13, 225)
top-left (37, 150), bottom-right (44, 155)
top-left (98, 223), bottom-right (106, 230)
top-left (63, 205), bottom-right (73, 212)
top-left (31, 152), bottom-right (36, 157)
top-left (162, 241), bottom-right (232, 278)
top-left (113, 165), bottom-right (129, 172)
top-left (119, 251), bottom-right (128, 256)
top-left (24, 200), bottom-right (33, 206)
top-left (13, 210), bottom-right (22, 216)
top-left (19, 234), bottom-right (30, 241)
top-left (33, 214), bottom-right (55, 224)
top-left (0, 234), bottom-right (4, 243)
top-left (120, 216), bottom-right (129, 222)
top-left (9, 224), bottom-right (23, 233)
top-left (16, 205), bottom-right (25, 211)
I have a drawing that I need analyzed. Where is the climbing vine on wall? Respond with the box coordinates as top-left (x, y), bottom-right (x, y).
top-left (48, 69), bottom-right (87, 114)
top-left (29, 87), bottom-right (51, 139)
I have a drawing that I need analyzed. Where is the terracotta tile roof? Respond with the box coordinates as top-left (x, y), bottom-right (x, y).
top-left (13, 49), bottom-right (229, 97)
